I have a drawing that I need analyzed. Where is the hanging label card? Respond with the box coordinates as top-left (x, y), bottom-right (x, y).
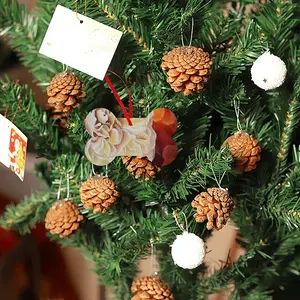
top-left (0, 114), bottom-right (28, 181)
top-left (84, 108), bottom-right (178, 166)
top-left (39, 5), bottom-right (122, 80)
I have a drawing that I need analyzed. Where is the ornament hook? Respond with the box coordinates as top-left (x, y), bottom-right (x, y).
top-left (57, 176), bottom-right (63, 200)
top-left (173, 210), bottom-right (189, 232)
top-left (91, 163), bottom-right (97, 176)
top-left (180, 16), bottom-right (194, 47)
top-left (66, 173), bottom-right (70, 199)
top-left (105, 165), bottom-right (108, 177)
top-left (233, 99), bottom-right (243, 132)
top-left (210, 163), bottom-right (226, 191)
top-left (150, 238), bottom-right (159, 278)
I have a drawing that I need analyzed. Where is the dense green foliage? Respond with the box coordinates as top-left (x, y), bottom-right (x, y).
top-left (0, 0), bottom-right (300, 299)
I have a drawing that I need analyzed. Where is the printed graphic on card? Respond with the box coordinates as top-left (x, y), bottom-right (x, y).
top-left (84, 108), bottom-right (178, 166)
top-left (39, 5), bottom-right (122, 80)
top-left (85, 108), bottom-right (157, 166)
top-left (0, 114), bottom-right (27, 181)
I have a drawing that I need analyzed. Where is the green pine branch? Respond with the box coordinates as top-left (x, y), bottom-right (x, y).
top-left (0, 0), bottom-right (61, 82)
top-left (169, 146), bottom-right (233, 201)
top-left (50, 227), bottom-right (135, 299)
top-left (254, 1), bottom-right (300, 57)
top-left (0, 79), bottom-right (59, 157)
top-left (264, 146), bottom-right (300, 230)
top-left (276, 77), bottom-right (300, 173)
top-left (0, 192), bottom-right (51, 235)
top-left (0, 0), bottom-right (102, 99)
top-left (196, 244), bottom-right (262, 298)
top-left (214, 20), bottom-right (267, 76)
top-left (0, 0), bottom-right (300, 298)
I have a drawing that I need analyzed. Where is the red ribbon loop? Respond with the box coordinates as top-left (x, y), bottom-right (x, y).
top-left (104, 70), bottom-right (133, 126)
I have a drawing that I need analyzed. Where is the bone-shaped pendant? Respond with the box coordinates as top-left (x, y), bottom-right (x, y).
top-left (85, 108), bottom-right (178, 166)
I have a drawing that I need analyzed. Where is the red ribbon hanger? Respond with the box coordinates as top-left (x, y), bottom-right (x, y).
top-left (104, 70), bottom-right (133, 126)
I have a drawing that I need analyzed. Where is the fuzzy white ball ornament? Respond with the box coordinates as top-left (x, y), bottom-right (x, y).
top-left (251, 51), bottom-right (287, 90)
top-left (171, 231), bottom-right (205, 269)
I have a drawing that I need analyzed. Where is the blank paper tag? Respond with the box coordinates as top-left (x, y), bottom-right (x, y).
top-left (0, 115), bottom-right (28, 181)
top-left (39, 5), bottom-right (122, 80)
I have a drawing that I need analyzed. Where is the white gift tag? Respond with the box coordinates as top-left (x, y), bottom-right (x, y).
top-left (39, 5), bottom-right (122, 80)
top-left (0, 114), bottom-right (28, 181)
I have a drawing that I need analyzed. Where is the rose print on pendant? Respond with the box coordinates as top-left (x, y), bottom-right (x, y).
top-left (84, 108), bottom-right (178, 166)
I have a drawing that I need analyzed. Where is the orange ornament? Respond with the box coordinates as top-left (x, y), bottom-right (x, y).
top-left (152, 108), bottom-right (178, 166)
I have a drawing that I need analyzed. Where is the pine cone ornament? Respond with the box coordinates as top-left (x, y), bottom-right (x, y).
top-left (131, 276), bottom-right (174, 300)
top-left (46, 72), bottom-right (86, 128)
top-left (223, 131), bottom-right (261, 172)
top-left (80, 176), bottom-right (120, 213)
top-left (45, 200), bottom-right (84, 238)
top-left (161, 46), bottom-right (213, 96)
top-left (122, 156), bottom-right (160, 181)
top-left (192, 188), bottom-right (234, 230)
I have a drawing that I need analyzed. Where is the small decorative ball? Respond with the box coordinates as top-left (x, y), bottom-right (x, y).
top-left (171, 231), bottom-right (205, 269)
top-left (251, 51), bottom-right (287, 90)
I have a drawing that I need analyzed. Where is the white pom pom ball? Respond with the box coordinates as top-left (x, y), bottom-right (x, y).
top-left (171, 231), bottom-right (205, 269)
top-left (251, 51), bottom-right (287, 90)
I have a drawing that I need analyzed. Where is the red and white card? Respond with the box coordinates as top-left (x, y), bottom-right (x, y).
top-left (0, 114), bottom-right (27, 181)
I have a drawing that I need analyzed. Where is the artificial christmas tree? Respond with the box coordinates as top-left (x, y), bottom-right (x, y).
top-left (0, 0), bottom-right (300, 299)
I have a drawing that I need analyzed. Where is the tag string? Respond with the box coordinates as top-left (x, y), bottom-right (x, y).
top-left (104, 71), bottom-right (133, 126)
top-left (108, 70), bottom-right (133, 119)
top-left (12, 99), bottom-right (22, 123)
top-left (75, 0), bottom-right (87, 23)
top-left (4, 105), bottom-right (9, 118)
top-left (3, 99), bottom-right (22, 123)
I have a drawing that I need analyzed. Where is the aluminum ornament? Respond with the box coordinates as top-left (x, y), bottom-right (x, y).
top-left (251, 51), bottom-right (287, 90)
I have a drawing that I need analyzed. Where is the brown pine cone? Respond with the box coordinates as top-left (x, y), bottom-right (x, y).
top-left (192, 188), bottom-right (234, 230)
top-left (45, 200), bottom-right (84, 238)
top-left (223, 131), bottom-right (261, 172)
top-left (122, 156), bottom-right (160, 181)
top-left (161, 46), bottom-right (213, 96)
top-left (131, 276), bottom-right (174, 300)
top-left (46, 72), bottom-right (86, 128)
top-left (80, 176), bottom-right (120, 213)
